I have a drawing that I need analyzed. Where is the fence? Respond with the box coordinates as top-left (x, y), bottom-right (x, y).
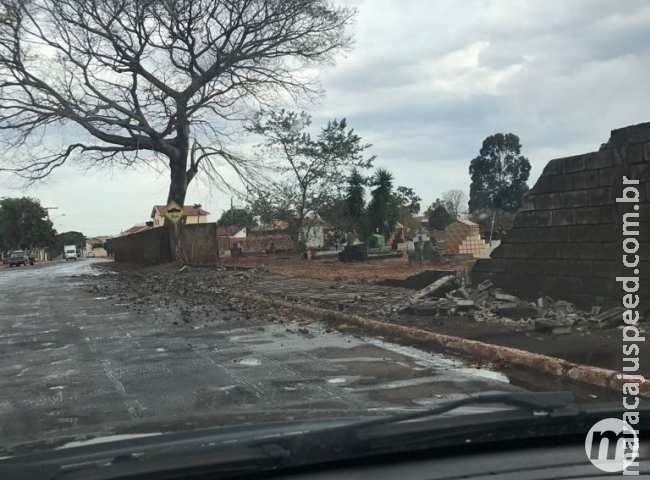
top-left (112, 226), bottom-right (171, 264)
top-left (217, 234), bottom-right (294, 254)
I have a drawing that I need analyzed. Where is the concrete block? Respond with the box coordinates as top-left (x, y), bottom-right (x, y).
top-left (533, 194), bottom-right (555, 210)
top-left (627, 142), bottom-right (645, 164)
top-left (561, 190), bottom-right (589, 208)
top-left (588, 187), bottom-right (612, 206)
top-left (598, 167), bottom-right (617, 187)
top-left (542, 159), bottom-right (564, 176)
top-left (612, 146), bottom-right (627, 165)
top-left (574, 207), bottom-right (603, 225)
top-left (550, 174), bottom-right (573, 192)
top-left (591, 150), bottom-right (613, 169)
top-left (564, 153), bottom-right (589, 173)
top-left (550, 209), bottom-right (575, 226)
top-left (573, 170), bottom-right (600, 190)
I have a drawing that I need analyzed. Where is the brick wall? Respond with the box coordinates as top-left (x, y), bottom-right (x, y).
top-left (112, 223), bottom-right (218, 265)
top-left (473, 122), bottom-right (650, 311)
top-left (112, 227), bottom-right (171, 264)
top-left (217, 234), bottom-right (295, 254)
top-left (179, 223), bottom-right (218, 264)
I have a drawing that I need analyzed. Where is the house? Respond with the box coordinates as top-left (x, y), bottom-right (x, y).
top-left (216, 224), bottom-right (247, 238)
top-left (150, 204), bottom-right (209, 226)
top-left (253, 219), bottom-right (290, 233)
top-left (85, 236), bottom-right (110, 257)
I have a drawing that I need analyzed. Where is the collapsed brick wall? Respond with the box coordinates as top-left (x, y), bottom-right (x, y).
top-left (473, 122), bottom-right (650, 311)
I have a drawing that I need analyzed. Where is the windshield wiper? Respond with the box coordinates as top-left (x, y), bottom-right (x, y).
top-left (352, 391), bottom-right (576, 430)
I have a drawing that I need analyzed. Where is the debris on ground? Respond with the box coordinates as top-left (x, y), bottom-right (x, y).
top-left (411, 274), bottom-right (455, 301)
top-left (401, 276), bottom-right (644, 335)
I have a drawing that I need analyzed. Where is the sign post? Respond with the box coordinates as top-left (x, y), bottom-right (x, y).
top-left (165, 201), bottom-right (183, 224)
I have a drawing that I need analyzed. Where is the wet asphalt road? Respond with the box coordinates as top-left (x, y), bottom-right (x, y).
top-left (0, 260), bottom-right (519, 453)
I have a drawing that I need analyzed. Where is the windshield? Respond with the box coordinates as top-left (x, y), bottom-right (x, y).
top-left (0, 0), bottom-right (647, 476)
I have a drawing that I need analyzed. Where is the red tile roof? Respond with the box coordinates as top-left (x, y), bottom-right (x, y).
top-left (121, 224), bottom-right (151, 236)
top-left (216, 225), bottom-right (246, 237)
top-left (151, 205), bottom-right (209, 219)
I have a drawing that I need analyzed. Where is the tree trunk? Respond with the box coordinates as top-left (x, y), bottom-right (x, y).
top-left (166, 149), bottom-right (189, 262)
top-left (295, 188), bottom-right (308, 251)
top-left (167, 155), bottom-right (188, 206)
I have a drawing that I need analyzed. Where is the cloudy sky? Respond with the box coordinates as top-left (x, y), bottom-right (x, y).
top-left (3, 0), bottom-right (650, 236)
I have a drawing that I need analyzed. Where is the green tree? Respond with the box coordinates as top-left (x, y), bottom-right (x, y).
top-left (247, 183), bottom-right (297, 228)
top-left (470, 208), bottom-right (516, 240)
top-left (248, 110), bottom-right (374, 246)
top-left (367, 169), bottom-right (399, 238)
top-left (426, 200), bottom-right (455, 231)
top-left (468, 133), bottom-right (531, 212)
top-left (216, 208), bottom-right (255, 228)
top-left (345, 168), bottom-right (366, 232)
top-left (56, 231), bottom-right (85, 248)
top-left (49, 231), bottom-right (85, 258)
top-left (394, 186), bottom-right (421, 215)
top-left (0, 197), bottom-right (56, 251)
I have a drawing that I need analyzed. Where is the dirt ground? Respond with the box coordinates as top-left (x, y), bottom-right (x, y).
top-left (237, 270), bottom-right (649, 377)
top-left (93, 260), bottom-right (647, 395)
top-left (219, 253), bottom-right (475, 284)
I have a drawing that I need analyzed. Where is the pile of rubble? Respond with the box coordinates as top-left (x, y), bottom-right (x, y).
top-left (401, 274), bottom-right (638, 334)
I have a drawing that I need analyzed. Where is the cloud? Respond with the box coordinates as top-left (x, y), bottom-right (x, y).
top-left (313, 0), bottom-right (650, 207)
top-left (4, 0), bottom-right (650, 230)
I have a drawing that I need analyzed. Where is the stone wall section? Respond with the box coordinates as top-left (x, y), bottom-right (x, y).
top-left (473, 122), bottom-right (650, 311)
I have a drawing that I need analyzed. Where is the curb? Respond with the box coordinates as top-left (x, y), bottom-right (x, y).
top-left (235, 291), bottom-right (648, 397)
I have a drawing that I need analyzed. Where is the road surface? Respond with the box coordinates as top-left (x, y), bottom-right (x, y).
top-left (0, 260), bottom-right (518, 454)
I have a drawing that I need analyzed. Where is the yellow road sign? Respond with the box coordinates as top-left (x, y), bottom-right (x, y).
top-left (165, 201), bottom-right (183, 224)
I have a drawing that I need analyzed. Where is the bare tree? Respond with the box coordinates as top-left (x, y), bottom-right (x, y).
top-left (442, 189), bottom-right (467, 219)
top-left (0, 0), bottom-right (355, 207)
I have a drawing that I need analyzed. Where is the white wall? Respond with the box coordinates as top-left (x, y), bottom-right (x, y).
top-left (302, 226), bottom-right (324, 249)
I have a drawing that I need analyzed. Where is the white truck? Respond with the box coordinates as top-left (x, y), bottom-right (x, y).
top-left (63, 245), bottom-right (78, 261)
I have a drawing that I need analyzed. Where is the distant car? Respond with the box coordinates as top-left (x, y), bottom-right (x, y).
top-left (8, 250), bottom-right (33, 267)
top-left (86, 251), bottom-right (96, 258)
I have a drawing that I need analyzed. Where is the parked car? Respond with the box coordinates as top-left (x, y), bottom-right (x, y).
top-left (86, 251), bottom-right (96, 258)
top-left (8, 250), bottom-right (33, 267)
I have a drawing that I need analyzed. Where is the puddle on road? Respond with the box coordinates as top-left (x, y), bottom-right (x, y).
top-left (325, 376), bottom-right (363, 385)
top-left (326, 377), bottom-right (347, 384)
top-left (237, 358), bottom-right (262, 366)
top-left (362, 336), bottom-right (510, 384)
top-left (457, 367), bottom-right (509, 383)
top-left (56, 432), bottom-right (162, 449)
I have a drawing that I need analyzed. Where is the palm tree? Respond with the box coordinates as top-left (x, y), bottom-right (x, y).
top-left (367, 169), bottom-right (398, 237)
